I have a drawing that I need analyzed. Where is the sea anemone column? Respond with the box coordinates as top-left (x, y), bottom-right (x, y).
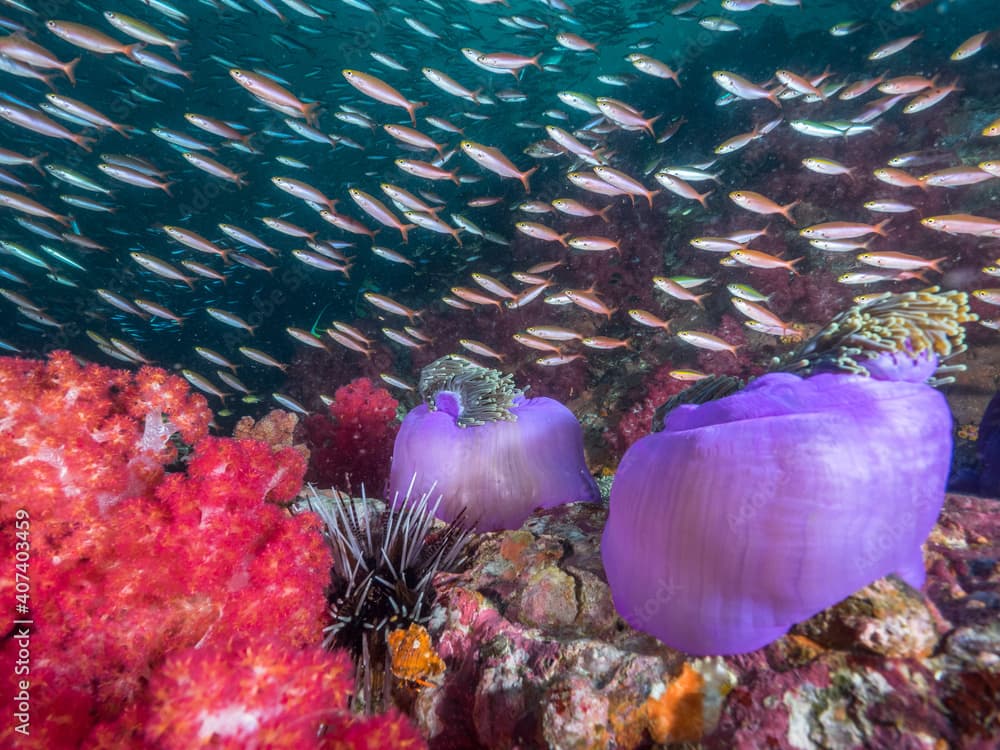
top-left (388, 355), bottom-right (600, 532)
top-left (602, 288), bottom-right (976, 656)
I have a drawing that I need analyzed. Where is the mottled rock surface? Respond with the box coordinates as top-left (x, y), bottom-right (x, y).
top-left (410, 495), bottom-right (1000, 749)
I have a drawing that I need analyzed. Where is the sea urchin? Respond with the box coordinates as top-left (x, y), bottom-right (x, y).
top-left (300, 481), bottom-right (473, 712)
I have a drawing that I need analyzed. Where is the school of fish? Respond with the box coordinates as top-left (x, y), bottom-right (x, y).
top-left (0, 0), bottom-right (997, 414)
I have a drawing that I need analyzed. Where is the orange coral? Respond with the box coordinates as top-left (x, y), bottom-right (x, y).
top-left (234, 409), bottom-right (310, 463)
top-left (642, 663), bottom-right (705, 744)
top-left (387, 624), bottom-right (446, 688)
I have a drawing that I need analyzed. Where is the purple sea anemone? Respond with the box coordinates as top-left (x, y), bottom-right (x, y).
top-left (388, 355), bottom-right (600, 532)
top-left (602, 288), bottom-right (976, 655)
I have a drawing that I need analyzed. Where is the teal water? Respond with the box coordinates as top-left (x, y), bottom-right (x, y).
top-left (0, 0), bottom-right (995, 440)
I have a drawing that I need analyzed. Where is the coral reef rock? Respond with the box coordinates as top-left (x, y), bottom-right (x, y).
top-left (415, 496), bottom-right (1000, 749)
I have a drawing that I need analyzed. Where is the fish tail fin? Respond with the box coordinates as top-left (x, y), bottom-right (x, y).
top-left (646, 189), bottom-right (661, 208)
top-left (598, 204), bottom-right (613, 223)
top-left (788, 256), bottom-right (804, 275)
top-left (559, 232), bottom-right (571, 247)
top-left (303, 101), bottom-right (322, 127)
top-left (162, 182), bottom-right (173, 197)
top-left (929, 256), bottom-right (947, 273)
top-left (453, 230), bottom-right (463, 247)
top-left (399, 223), bottom-right (417, 243)
top-left (171, 40), bottom-right (189, 61)
top-left (236, 172), bottom-right (248, 189)
top-left (697, 189), bottom-right (713, 209)
top-left (694, 292), bottom-right (710, 308)
top-left (74, 135), bottom-right (94, 152)
top-left (112, 123), bottom-right (132, 139)
top-left (781, 200), bottom-right (800, 225)
top-left (644, 113), bottom-right (662, 137)
top-left (123, 43), bottom-right (145, 63)
top-left (408, 101), bottom-right (427, 126)
top-left (874, 219), bottom-right (892, 237)
top-left (450, 171), bottom-right (461, 185)
top-left (520, 165), bottom-right (539, 192)
top-left (531, 53), bottom-right (543, 70)
top-left (64, 57), bottom-right (80, 86)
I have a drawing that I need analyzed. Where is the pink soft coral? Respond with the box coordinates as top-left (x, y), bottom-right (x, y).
top-left (303, 377), bottom-right (400, 496)
top-left (0, 353), bottom-right (422, 749)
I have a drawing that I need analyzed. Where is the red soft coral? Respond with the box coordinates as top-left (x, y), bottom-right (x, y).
top-left (0, 352), bottom-right (211, 539)
top-left (137, 638), bottom-right (425, 750)
top-left (605, 363), bottom-right (690, 456)
top-left (303, 377), bottom-right (400, 496)
top-left (143, 639), bottom-right (354, 749)
top-left (1, 353), bottom-right (416, 749)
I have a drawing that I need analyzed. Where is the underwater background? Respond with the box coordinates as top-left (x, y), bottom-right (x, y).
top-left (3, 0), bottom-right (1000, 747)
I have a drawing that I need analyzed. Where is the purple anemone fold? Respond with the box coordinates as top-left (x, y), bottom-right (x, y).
top-left (602, 288), bottom-right (976, 655)
top-left (388, 355), bottom-right (600, 532)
